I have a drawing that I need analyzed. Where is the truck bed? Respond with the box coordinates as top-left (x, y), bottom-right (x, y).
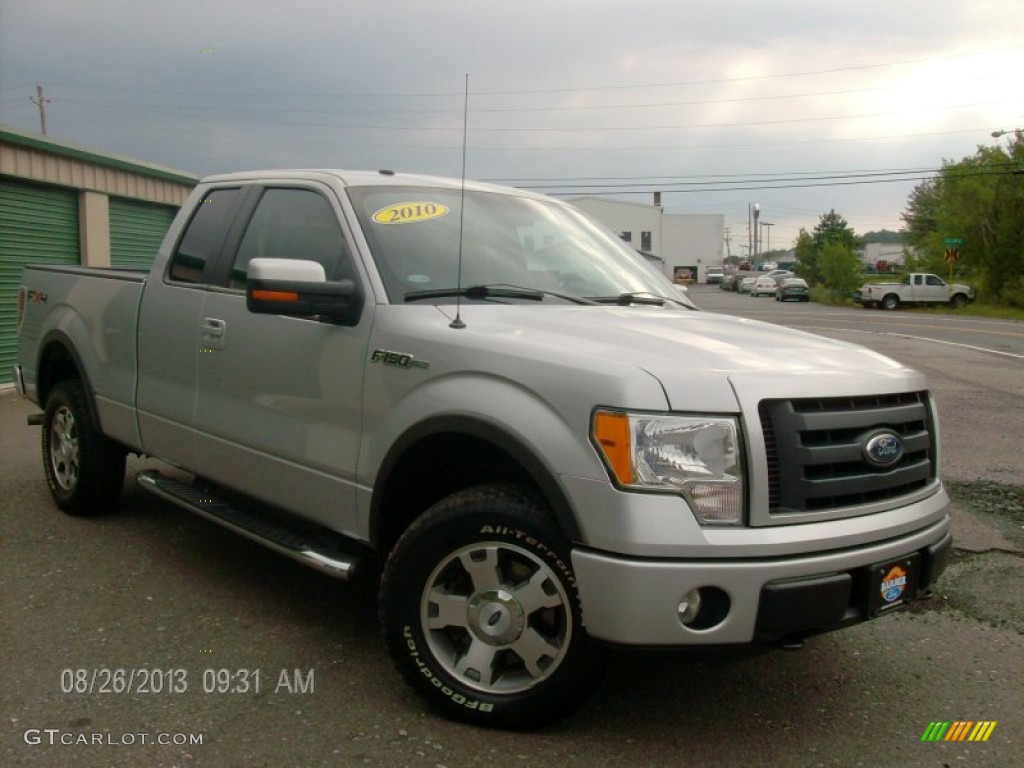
top-left (16, 264), bottom-right (147, 450)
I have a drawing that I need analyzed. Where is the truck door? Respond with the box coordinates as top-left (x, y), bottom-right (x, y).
top-left (923, 274), bottom-right (947, 302)
top-left (192, 184), bottom-right (371, 537)
top-left (137, 186), bottom-right (248, 470)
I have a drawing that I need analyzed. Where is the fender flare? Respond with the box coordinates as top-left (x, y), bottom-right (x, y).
top-left (370, 414), bottom-right (583, 548)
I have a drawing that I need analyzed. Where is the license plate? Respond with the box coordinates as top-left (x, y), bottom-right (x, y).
top-left (867, 554), bottom-right (920, 617)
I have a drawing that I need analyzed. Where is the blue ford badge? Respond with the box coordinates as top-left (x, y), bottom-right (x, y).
top-left (863, 431), bottom-right (904, 467)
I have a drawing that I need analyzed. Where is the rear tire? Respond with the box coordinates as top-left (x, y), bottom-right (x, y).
top-left (380, 484), bottom-right (601, 729)
top-left (42, 379), bottom-right (126, 516)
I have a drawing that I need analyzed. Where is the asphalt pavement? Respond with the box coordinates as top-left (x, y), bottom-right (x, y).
top-left (2, 296), bottom-right (1022, 767)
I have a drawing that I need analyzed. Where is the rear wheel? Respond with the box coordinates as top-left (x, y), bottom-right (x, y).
top-left (380, 484), bottom-right (600, 728)
top-left (42, 379), bottom-right (126, 516)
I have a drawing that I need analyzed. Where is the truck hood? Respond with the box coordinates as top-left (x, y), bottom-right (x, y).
top-left (437, 304), bottom-right (917, 411)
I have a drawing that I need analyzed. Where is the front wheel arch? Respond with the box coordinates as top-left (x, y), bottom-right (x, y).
top-left (370, 417), bottom-right (583, 553)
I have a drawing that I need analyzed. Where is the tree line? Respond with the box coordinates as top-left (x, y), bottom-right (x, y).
top-left (792, 131), bottom-right (1023, 307)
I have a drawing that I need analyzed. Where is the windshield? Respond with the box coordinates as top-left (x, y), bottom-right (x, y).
top-left (347, 186), bottom-right (694, 308)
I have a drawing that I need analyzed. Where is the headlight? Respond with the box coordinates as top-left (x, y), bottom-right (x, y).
top-left (592, 409), bottom-right (745, 526)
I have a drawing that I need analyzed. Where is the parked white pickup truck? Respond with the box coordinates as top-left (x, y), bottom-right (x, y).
top-left (859, 272), bottom-right (975, 310)
top-left (14, 169), bottom-right (951, 728)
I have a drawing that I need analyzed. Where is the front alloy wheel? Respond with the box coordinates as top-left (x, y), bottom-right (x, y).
top-left (380, 484), bottom-right (600, 728)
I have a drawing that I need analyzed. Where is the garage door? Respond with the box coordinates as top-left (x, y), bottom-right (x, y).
top-left (0, 179), bottom-right (80, 385)
top-left (109, 197), bottom-right (177, 271)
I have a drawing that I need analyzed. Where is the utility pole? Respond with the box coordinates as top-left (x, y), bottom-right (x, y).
top-left (762, 222), bottom-right (774, 257)
top-left (723, 226), bottom-right (732, 263)
top-left (752, 204), bottom-right (760, 262)
top-left (30, 83), bottom-right (50, 136)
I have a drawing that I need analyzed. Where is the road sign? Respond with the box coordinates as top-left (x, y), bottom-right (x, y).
top-left (945, 248), bottom-right (960, 264)
top-left (944, 237), bottom-right (963, 247)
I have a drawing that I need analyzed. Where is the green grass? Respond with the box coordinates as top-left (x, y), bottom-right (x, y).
top-left (813, 275), bottom-right (1024, 320)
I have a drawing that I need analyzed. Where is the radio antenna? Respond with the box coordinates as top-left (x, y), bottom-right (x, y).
top-left (449, 73), bottom-right (469, 330)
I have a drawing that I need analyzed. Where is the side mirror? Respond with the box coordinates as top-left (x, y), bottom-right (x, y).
top-left (246, 258), bottom-right (362, 323)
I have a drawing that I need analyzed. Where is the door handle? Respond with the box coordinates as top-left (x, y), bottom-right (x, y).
top-left (200, 318), bottom-right (226, 350)
top-left (201, 318), bottom-right (225, 336)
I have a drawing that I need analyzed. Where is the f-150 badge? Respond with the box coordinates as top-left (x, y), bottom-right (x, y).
top-left (370, 349), bottom-right (429, 370)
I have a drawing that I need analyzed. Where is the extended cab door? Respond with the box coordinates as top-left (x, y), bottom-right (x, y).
top-left (137, 186), bottom-right (250, 469)
top-left (192, 184), bottom-right (372, 537)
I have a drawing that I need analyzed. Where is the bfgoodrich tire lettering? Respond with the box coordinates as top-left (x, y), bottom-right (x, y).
top-left (42, 379), bottom-right (126, 516)
top-left (380, 484), bottom-right (601, 728)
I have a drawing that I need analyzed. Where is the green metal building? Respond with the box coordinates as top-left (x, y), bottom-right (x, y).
top-left (0, 125), bottom-right (198, 385)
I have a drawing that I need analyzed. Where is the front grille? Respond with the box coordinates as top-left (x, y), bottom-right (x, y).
top-left (759, 392), bottom-right (935, 515)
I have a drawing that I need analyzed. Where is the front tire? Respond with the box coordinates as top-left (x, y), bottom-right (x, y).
top-left (42, 379), bottom-right (126, 516)
top-left (949, 293), bottom-right (967, 308)
top-left (881, 294), bottom-right (900, 310)
top-left (380, 484), bottom-right (600, 728)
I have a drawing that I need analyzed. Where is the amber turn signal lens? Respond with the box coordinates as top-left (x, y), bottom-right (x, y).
top-left (593, 410), bottom-right (633, 485)
top-left (251, 289), bottom-right (299, 302)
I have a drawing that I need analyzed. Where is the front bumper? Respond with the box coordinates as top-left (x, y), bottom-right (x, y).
top-left (572, 516), bottom-right (951, 646)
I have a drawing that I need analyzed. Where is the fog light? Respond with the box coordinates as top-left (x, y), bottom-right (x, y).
top-left (678, 589), bottom-right (703, 626)
top-left (677, 587), bottom-right (731, 630)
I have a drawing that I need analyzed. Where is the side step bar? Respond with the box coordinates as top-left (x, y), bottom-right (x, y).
top-left (137, 470), bottom-right (363, 580)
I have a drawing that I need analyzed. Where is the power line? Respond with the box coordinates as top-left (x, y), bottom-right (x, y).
top-left (55, 93), bottom-right (1002, 134)
top-left (543, 168), bottom-right (1018, 195)
top-left (51, 79), bottom-right (983, 116)
top-left (41, 43), bottom-right (1023, 100)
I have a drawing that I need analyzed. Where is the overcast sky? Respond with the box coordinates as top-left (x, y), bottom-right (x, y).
top-left (2, 0), bottom-right (1022, 254)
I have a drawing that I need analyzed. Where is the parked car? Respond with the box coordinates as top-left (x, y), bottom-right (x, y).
top-left (751, 276), bottom-right (778, 297)
top-left (705, 265), bottom-right (725, 284)
top-left (775, 277), bottom-right (810, 302)
top-left (720, 273), bottom-right (741, 291)
top-left (760, 261), bottom-right (778, 272)
top-left (737, 275), bottom-right (757, 294)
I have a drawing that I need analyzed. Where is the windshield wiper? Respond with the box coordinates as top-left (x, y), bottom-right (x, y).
top-left (585, 291), bottom-right (690, 307)
top-left (405, 284), bottom-right (596, 305)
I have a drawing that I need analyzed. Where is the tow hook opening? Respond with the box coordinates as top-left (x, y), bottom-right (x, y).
top-left (678, 586), bottom-right (731, 630)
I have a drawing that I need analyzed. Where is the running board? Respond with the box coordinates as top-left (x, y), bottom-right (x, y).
top-left (137, 470), bottom-right (362, 580)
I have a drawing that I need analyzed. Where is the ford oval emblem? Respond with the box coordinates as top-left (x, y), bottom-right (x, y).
top-left (863, 431), bottom-right (904, 468)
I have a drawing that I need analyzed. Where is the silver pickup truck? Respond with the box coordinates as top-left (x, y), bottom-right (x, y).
top-left (14, 169), bottom-right (951, 728)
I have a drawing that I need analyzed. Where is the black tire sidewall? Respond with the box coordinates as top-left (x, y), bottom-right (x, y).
top-left (42, 380), bottom-right (124, 516)
top-left (380, 485), bottom-right (598, 728)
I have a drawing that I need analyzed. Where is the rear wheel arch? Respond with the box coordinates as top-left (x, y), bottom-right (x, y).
top-left (36, 333), bottom-right (103, 429)
top-left (369, 417), bottom-right (582, 556)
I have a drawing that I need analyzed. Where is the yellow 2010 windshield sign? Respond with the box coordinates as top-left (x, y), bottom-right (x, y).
top-left (372, 202), bottom-right (449, 224)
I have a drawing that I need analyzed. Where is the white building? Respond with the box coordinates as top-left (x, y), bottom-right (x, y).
top-left (566, 195), bottom-right (724, 283)
top-left (861, 242), bottom-right (909, 267)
